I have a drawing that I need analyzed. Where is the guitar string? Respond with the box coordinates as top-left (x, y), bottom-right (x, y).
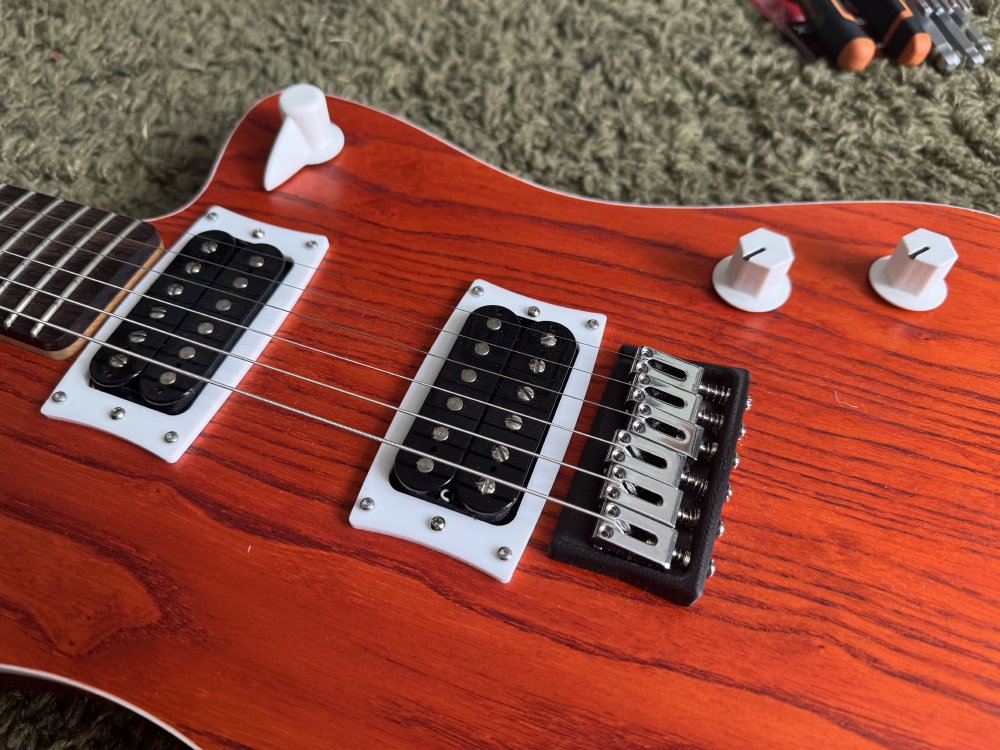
top-left (0, 190), bottom-right (647, 362)
top-left (0, 269), bottom-right (640, 490)
top-left (0, 207), bottom-right (653, 400)
top-left (0, 241), bottom-right (673, 452)
top-left (0, 218), bottom-right (719, 436)
top-left (0, 296), bottom-right (631, 531)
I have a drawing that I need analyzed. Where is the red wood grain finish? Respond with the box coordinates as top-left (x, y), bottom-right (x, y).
top-left (1, 95), bottom-right (998, 749)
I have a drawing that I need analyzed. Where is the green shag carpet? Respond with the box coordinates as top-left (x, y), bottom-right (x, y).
top-left (0, 1), bottom-right (997, 748)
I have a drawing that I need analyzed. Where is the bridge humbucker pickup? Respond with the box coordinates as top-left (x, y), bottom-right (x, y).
top-left (549, 344), bottom-right (750, 606)
top-left (391, 304), bottom-right (578, 524)
top-left (88, 231), bottom-right (289, 415)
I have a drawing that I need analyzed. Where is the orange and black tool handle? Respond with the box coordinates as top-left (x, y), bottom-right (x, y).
top-left (798, 0), bottom-right (876, 70)
top-left (862, 0), bottom-right (932, 65)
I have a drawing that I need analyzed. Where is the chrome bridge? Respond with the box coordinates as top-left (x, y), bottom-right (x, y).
top-left (550, 345), bottom-right (750, 605)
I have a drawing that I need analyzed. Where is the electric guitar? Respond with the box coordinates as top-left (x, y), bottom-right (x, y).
top-left (1, 87), bottom-right (997, 749)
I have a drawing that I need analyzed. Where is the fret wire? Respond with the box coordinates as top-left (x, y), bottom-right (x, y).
top-left (1, 205), bottom-right (93, 329)
top-left (3, 212), bottom-right (117, 331)
top-left (29, 218), bottom-right (142, 338)
top-left (0, 197), bottom-right (64, 298)
top-left (0, 189), bottom-right (35, 225)
top-left (0, 239), bottom-right (642, 451)
top-left (0, 293), bottom-right (617, 529)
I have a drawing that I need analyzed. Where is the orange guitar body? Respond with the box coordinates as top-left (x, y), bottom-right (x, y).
top-left (1, 93), bottom-right (998, 749)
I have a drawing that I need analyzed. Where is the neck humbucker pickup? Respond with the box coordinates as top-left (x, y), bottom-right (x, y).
top-left (550, 345), bottom-right (750, 605)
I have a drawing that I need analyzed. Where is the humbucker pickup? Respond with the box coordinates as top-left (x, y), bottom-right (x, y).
top-left (550, 345), bottom-right (750, 605)
top-left (42, 206), bottom-right (329, 462)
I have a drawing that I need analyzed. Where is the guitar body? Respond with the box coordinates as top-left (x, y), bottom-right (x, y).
top-left (1, 94), bottom-right (998, 749)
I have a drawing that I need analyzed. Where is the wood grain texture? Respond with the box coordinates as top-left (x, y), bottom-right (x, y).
top-left (1, 94), bottom-right (998, 750)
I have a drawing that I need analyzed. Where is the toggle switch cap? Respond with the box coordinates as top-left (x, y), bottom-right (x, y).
top-left (712, 228), bottom-right (794, 313)
top-left (869, 229), bottom-right (957, 311)
top-left (264, 83), bottom-right (345, 191)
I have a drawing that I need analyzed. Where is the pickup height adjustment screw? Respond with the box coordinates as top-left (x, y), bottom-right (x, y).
top-left (525, 305), bottom-right (541, 318)
top-left (470, 285), bottom-right (485, 297)
top-left (109, 407), bottom-right (126, 421)
top-left (528, 358), bottom-right (545, 374)
top-left (429, 516), bottom-right (446, 531)
top-left (252, 228), bottom-right (265, 239)
top-left (672, 548), bottom-right (692, 569)
top-left (497, 546), bottom-right (513, 561)
top-left (586, 318), bottom-right (600, 330)
top-left (163, 431), bottom-right (179, 444)
top-left (359, 497), bottom-right (374, 511)
top-left (51, 391), bottom-right (66, 403)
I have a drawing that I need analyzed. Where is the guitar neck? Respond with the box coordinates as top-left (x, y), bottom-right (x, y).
top-left (0, 184), bottom-right (161, 358)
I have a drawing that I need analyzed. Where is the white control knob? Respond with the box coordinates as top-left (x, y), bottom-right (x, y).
top-left (868, 229), bottom-right (957, 311)
top-left (263, 83), bottom-right (345, 191)
top-left (712, 228), bottom-right (794, 313)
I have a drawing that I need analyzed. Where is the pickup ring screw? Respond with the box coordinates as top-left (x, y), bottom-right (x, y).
top-left (526, 305), bottom-right (541, 318)
top-left (429, 516), bottom-right (446, 531)
top-left (205, 211), bottom-right (218, 221)
top-left (359, 497), bottom-right (375, 511)
top-left (470, 285), bottom-right (485, 297)
top-left (497, 546), bottom-right (513, 561)
top-left (305, 239), bottom-right (318, 249)
top-left (586, 318), bottom-right (600, 330)
top-left (252, 228), bottom-right (265, 239)
top-left (51, 391), bottom-right (67, 403)
top-left (163, 431), bottom-right (179, 444)
top-left (109, 407), bottom-right (126, 421)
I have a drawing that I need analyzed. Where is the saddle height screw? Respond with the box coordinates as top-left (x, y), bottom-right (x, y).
top-left (252, 228), bottom-right (265, 239)
top-left (470, 285), bottom-right (485, 297)
top-left (586, 318), bottom-right (600, 330)
top-left (359, 497), bottom-right (375, 511)
top-left (163, 431), bottom-right (179, 444)
top-left (497, 546), bottom-right (513, 561)
top-left (526, 305), bottom-right (541, 318)
top-left (429, 516), bottom-right (446, 531)
top-left (51, 391), bottom-right (67, 403)
top-left (109, 407), bottom-right (126, 421)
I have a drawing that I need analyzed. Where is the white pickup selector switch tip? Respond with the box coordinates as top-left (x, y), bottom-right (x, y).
top-left (868, 229), bottom-right (957, 311)
top-left (263, 83), bottom-right (345, 191)
top-left (712, 228), bottom-right (794, 313)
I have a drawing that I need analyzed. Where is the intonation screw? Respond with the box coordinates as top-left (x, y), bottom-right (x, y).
top-left (672, 548), bottom-right (692, 569)
top-left (497, 546), bottom-right (513, 561)
top-left (698, 410), bottom-right (725, 432)
top-left (699, 441), bottom-right (718, 460)
top-left (681, 472), bottom-right (708, 497)
top-left (526, 305), bottom-right (541, 318)
top-left (51, 391), bottom-right (67, 403)
top-left (745, 396), bottom-right (752, 412)
top-left (252, 228), bottom-right (265, 239)
top-left (359, 497), bottom-right (375, 511)
top-left (677, 507), bottom-right (701, 528)
top-left (697, 382), bottom-right (731, 405)
top-left (586, 318), bottom-right (600, 330)
top-left (708, 559), bottom-right (717, 578)
top-left (206, 211), bottom-right (218, 221)
top-left (429, 516), bottom-right (446, 531)
top-left (717, 521), bottom-right (725, 538)
top-left (109, 407), bottom-right (126, 420)
top-left (163, 431), bottom-right (179, 444)
top-left (732, 453), bottom-right (740, 470)
top-left (305, 239), bottom-right (318, 249)
top-left (726, 485), bottom-right (733, 503)
top-left (470, 285), bottom-right (485, 297)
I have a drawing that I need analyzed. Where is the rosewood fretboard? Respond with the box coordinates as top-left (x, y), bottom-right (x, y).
top-left (0, 183), bottom-right (161, 357)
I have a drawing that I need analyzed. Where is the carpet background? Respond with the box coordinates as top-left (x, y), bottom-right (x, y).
top-left (0, 0), bottom-right (997, 747)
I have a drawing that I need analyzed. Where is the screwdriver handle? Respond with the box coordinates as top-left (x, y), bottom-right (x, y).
top-left (863, 0), bottom-right (932, 65)
top-left (798, 0), bottom-right (877, 71)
